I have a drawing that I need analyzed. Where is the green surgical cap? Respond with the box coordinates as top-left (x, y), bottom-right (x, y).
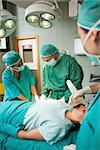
top-left (2, 50), bottom-right (21, 66)
top-left (41, 44), bottom-right (58, 57)
top-left (78, 0), bottom-right (100, 30)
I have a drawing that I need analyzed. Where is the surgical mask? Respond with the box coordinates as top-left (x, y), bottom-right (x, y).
top-left (46, 58), bottom-right (57, 66)
top-left (83, 19), bottom-right (100, 65)
top-left (12, 64), bottom-right (25, 72)
top-left (86, 54), bottom-right (100, 65)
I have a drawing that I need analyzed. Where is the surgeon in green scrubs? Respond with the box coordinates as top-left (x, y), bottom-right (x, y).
top-left (2, 50), bottom-right (39, 102)
top-left (40, 44), bottom-right (84, 102)
top-left (69, 0), bottom-right (100, 150)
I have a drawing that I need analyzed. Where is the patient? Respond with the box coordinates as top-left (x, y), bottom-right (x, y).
top-left (0, 97), bottom-right (86, 145)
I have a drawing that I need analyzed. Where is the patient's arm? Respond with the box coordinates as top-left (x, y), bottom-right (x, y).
top-left (17, 128), bottom-right (44, 140)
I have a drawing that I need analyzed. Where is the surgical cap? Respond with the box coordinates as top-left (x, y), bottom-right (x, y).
top-left (41, 44), bottom-right (58, 57)
top-left (2, 50), bottom-right (21, 66)
top-left (78, 0), bottom-right (100, 30)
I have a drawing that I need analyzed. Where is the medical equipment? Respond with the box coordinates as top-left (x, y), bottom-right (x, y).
top-left (25, 0), bottom-right (61, 29)
top-left (0, 0), bottom-right (16, 38)
top-left (66, 80), bottom-right (78, 104)
top-left (66, 80), bottom-right (88, 107)
top-left (66, 80), bottom-right (77, 94)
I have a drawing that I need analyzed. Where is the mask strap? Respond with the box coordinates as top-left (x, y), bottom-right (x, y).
top-left (83, 19), bottom-right (100, 46)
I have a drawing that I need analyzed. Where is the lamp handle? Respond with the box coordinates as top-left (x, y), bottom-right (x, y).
top-left (53, 0), bottom-right (62, 18)
top-left (34, 0), bottom-right (54, 7)
top-left (53, 0), bottom-right (59, 9)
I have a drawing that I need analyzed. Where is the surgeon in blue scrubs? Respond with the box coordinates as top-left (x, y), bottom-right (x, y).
top-left (70, 0), bottom-right (100, 150)
top-left (2, 50), bottom-right (39, 102)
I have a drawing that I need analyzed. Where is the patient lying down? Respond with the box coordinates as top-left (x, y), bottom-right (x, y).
top-left (0, 97), bottom-right (86, 145)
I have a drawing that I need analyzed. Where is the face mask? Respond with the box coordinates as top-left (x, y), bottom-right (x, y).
top-left (87, 55), bottom-right (100, 65)
top-left (83, 19), bottom-right (100, 65)
top-left (13, 64), bottom-right (25, 72)
top-left (46, 58), bottom-right (57, 66)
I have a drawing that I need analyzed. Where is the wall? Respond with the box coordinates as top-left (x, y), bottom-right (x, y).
top-left (0, 1), bottom-right (99, 87)
top-left (0, 52), bottom-right (6, 82)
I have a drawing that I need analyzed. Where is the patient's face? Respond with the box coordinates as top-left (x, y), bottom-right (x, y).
top-left (75, 105), bottom-right (86, 123)
top-left (73, 105), bottom-right (86, 124)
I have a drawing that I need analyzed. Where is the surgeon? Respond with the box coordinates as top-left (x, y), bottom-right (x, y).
top-left (2, 50), bottom-right (39, 102)
top-left (69, 0), bottom-right (100, 150)
top-left (0, 97), bottom-right (86, 145)
top-left (40, 44), bottom-right (84, 102)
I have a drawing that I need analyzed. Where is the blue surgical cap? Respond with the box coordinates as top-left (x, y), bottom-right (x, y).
top-left (2, 50), bottom-right (21, 66)
top-left (41, 44), bottom-right (58, 57)
top-left (78, 0), bottom-right (100, 30)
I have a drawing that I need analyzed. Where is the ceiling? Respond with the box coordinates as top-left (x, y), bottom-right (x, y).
top-left (6, 0), bottom-right (69, 8)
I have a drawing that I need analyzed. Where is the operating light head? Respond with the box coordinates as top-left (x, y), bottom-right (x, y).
top-left (41, 12), bottom-right (55, 21)
top-left (26, 14), bottom-right (40, 23)
top-left (4, 19), bottom-right (16, 29)
top-left (25, 0), bottom-right (61, 29)
top-left (0, 28), bottom-right (6, 38)
top-left (0, 9), bottom-right (16, 38)
top-left (39, 20), bottom-right (52, 28)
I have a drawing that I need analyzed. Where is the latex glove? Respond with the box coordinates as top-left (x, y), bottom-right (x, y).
top-left (34, 95), bottom-right (40, 101)
top-left (64, 144), bottom-right (76, 150)
top-left (40, 94), bottom-right (46, 101)
top-left (71, 86), bottom-right (92, 99)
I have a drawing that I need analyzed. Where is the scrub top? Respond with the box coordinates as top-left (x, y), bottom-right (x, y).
top-left (42, 54), bottom-right (83, 102)
top-left (23, 99), bottom-right (74, 145)
top-left (2, 65), bottom-right (35, 101)
top-left (0, 101), bottom-right (32, 142)
top-left (76, 91), bottom-right (100, 150)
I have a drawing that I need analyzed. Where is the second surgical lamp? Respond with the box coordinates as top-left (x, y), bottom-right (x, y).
top-left (25, 0), bottom-right (61, 29)
top-left (0, 0), bottom-right (16, 38)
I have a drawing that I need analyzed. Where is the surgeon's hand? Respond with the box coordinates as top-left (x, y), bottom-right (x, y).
top-left (34, 95), bottom-right (40, 101)
top-left (40, 94), bottom-right (46, 101)
top-left (70, 86), bottom-right (92, 102)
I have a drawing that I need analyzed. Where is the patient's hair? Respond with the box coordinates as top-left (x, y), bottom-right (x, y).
top-left (73, 104), bottom-right (85, 109)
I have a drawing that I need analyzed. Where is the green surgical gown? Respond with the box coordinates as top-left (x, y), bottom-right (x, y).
top-left (41, 54), bottom-right (83, 102)
top-left (2, 65), bottom-right (35, 101)
top-left (76, 91), bottom-right (100, 150)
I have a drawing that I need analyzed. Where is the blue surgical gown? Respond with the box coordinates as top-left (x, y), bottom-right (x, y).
top-left (76, 91), bottom-right (100, 150)
top-left (0, 101), bottom-right (32, 142)
top-left (2, 65), bottom-right (35, 101)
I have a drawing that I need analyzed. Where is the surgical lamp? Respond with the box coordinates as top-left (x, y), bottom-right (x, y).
top-left (0, 0), bottom-right (16, 38)
top-left (25, 0), bottom-right (61, 29)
